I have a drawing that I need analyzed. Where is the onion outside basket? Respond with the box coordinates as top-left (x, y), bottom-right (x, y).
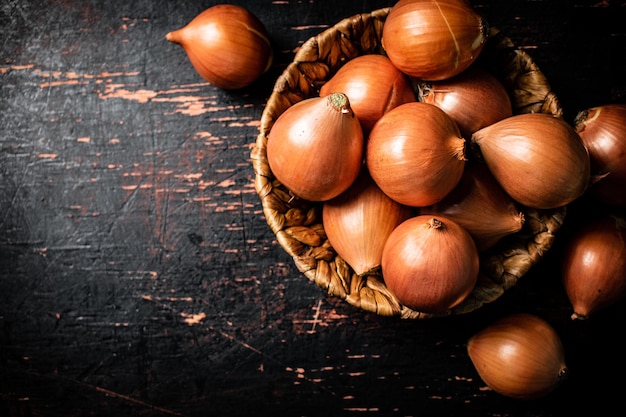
top-left (251, 8), bottom-right (566, 319)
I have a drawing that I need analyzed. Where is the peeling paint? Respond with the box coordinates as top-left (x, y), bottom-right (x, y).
top-left (180, 312), bottom-right (206, 325)
top-left (0, 64), bottom-right (34, 73)
top-left (99, 84), bottom-right (158, 103)
top-left (25, 66), bottom-right (224, 115)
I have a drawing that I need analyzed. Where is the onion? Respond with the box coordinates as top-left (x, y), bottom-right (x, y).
top-left (574, 104), bottom-right (626, 207)
top-left (471, 113), bottom-right (591, 209)
top-left (417, 66), bottom-right (513, 138)
top-left (561, 214), bottom-right (626, 320)
top-left (382, 0), bottom-right (488, 81)
top-left (322, 170), bottom-right (413, 276)
top-left (467, 313), bottom-right (569, 400)
top-left (381, 215), bottom-right (479, 313)
top-left (166, 4), bottom-right (273, 89)
top-left (419, 162), bottom-right (524, 251)
top-left (267, 93), bottom-right (364, 202)
top-left (320, 54), bottom-right (416, 134)
top-left (366, 102), bottom-right (466, 207)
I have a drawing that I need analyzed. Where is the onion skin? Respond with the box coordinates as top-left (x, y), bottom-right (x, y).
top-left (382, 0), bottom-right (488, 81)
top-left (320, 55), bottom-right (416, 134)
top-left (267, 93), bottom-right (364, 202)
top-left (323, 171), bottom-right (413, 276)
top-left (419, 162), bottom-right (524, 251)
top-left (467, 313), bottom-right (569, 400)
top-left (366, 102), bottom-right (466, 207)
top-left (166, 4), bottom-right (273, 90)
top-left (417, 66), bottom-right (513, 138)
top-left (561, 214), bottom-right (626, 320)
top-left (574, 104), bottom-right (626, 207)
top-left (381, 215), bottom-right (479, 313)
top-left (471, 113), bottom-right (591, 209)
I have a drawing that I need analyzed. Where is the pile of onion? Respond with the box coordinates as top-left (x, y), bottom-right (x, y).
top-left (262, 0), bottom-right (596, 316)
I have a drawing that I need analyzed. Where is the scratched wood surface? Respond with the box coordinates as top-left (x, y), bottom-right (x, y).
top-left (1, 1), bottom-right (625, 416)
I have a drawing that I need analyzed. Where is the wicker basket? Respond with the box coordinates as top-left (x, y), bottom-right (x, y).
top-left (251, 8), bottom-right (566, 319)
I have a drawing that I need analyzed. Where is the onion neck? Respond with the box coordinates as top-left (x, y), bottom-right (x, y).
top-left (165, 29), bottom-right (184, 45)
top-left (328, 92), bottom-right (352, 115)
top-left (428, 217), bottom-right (444, 230)
top-left (456, 137), bottom-right (468, 161)
top-left (556, 365), bottom-right (569, 386)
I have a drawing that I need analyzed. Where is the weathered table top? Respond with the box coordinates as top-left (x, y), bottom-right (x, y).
top-left (1, 1), bottom-right (625, 416)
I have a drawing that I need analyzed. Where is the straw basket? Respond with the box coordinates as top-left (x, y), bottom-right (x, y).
top-left (251, 8), bottom-right (566, 319)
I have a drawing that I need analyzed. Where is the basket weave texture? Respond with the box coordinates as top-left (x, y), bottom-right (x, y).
top-left (251, 8), bottom-right (566, 319)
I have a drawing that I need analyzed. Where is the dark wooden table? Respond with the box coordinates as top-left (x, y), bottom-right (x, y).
top-left (2, 1), bottom-right (625, 416)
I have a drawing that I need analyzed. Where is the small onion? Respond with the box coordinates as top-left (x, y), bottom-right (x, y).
top-left (366, 102), bottom-right (466, 207)
top-left (322, 170), bottom-right (413, 276)
top-left (471, 113), bottom-right (591, 209)
top-left (417, 66), bottom-right (513, 138)
top-left (320, 54), bottom-right (416, 134)
top-left (467, 313), bottom-right (569, 400)
top-left (574, 104), bottom-right (626, 207)
top-left (419, 162), bottom-right (524, 251)
top-left (561, 214), bottom-right (626, 320)
top-left (267, 92), bottom-right (364, 202)
top-left (166, 4), bottom-right (273, 89)
top-left (382, 0), bottom-right (488, 81)
top-left (381, 215), bottom-right (479, 313)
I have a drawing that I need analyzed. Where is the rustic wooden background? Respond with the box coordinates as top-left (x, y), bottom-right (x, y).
top-left (1, 0), bottom-right (625, 416)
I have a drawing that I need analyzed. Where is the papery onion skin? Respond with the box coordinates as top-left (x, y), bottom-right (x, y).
top-left (166, 4), bottom-right (273, 90)
top-left (320, 54), bottom-right (416, 134)
top-left (323, 170), bottom-right (413, 276)
top-left (419, 162), bottom-right (524, 251)
top-left (382, 0), bottom-right (488, 81)
top-left (561, 214), bottom-right (626, 320)
top-left (467, 313), bottom-right (569, 400)
top-left (267, 93), bottom-right (364, 202)
top-left (417, 66), bottom-right (513, 138)
top-left (574, 104), bottom-right (626, 207)
top-left (366, 102), bottom-right (466, 207)
top-left (471, 113), bottom-right (591, 209)
top-left (381, 215), bottom-right (479, 313)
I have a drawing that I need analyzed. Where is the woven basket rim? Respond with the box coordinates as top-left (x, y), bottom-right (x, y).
top-left (251, 8), bottom-right (567, 319)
